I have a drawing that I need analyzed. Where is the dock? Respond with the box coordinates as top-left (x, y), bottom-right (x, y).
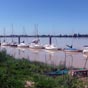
top-left (70, 69), bottom-right (88, 77)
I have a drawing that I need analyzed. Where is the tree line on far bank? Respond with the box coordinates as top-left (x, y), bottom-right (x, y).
top-left (1, 33), bottom-right (88, 38)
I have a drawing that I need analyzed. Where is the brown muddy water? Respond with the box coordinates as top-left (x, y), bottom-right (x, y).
top-left (0, 37), bottom-right (88, 69)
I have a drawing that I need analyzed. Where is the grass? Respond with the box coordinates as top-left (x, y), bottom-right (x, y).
top-left (0, 50), bottom-right (88, 88)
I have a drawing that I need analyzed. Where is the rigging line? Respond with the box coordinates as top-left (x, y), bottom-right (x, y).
top-left (11, 24), bottom-right (14, 42)
top-left (3, 27), bottom-right (6, 42)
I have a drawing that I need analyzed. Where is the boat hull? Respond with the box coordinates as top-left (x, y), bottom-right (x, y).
top-left (17, 45), bottom-right (29, 48)
top-left (45, 47), bottom-right (58, 51)
top-left (10, 44), bottom-right (17, 47)
top-left (17, 43), bottom-right (29, 48)
top-left (1, 43), bottom-right (10, 46)
top-left (44, 44), bottom-right (59, 51)
top-left (64, 48), bottom-right (81, 52)
top-left (29, 44), bottom-right (44, 49)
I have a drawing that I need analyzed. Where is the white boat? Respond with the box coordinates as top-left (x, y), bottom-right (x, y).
top-left (64, 45), bottom-right (80, 52)
top-left (10, 25), bottom-right (17, 47)
top-left (17, 42), bottom-right (29, 48)
top-left (83, 46), bottom-right (88, 54)
top-left (30, 24), bottom-right (43, 49)
top-left (44, 44), bottom-right (59, 51)
top-left (10, 42), bottom-right (17, 47)
top-left (1, 42), bottom-right (10, 46)
top-left (64, 48), bottom-right (80, 52)
top-left (29, 24), bottom-right (44, 49)
top-left (1, 28), bottom-right (10, 46)
top-left (29, 43), bottom-right (44, 49)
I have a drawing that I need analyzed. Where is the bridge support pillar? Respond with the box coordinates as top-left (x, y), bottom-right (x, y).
top-left (49, 36), bottom-right (52, 45)
top-left (18, 36), bottom-right (20, 44)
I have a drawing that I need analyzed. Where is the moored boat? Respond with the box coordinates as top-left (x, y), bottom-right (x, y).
top-left (46, 69), bottom-right (68, 76)
top-left (83, 45), bottom-right (88, 54)
top-left (29, 43), bottom-right (44, 49)
top-left (64, 47), bottom-right (80, 52)
top-left (17, 42), bottom-right (29, 48)
top-left (1, 42), bottom-right (10, 46)
top-left (64, 45), bottom-right (81, 52)
top-left (44, 44), bottom-right (59, 51)
top-left (10, 42), bottom-right (17, 47)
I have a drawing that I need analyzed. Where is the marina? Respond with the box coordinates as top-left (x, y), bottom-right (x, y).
top-left (0, 0), bottom-right (88, 87)
top-left (0, 37), bottom-right (88, 69)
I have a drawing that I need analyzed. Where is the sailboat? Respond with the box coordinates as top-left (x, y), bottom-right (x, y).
top-left (0, 36), bottom-right (1, 45)
top-left (1, 40), bottom-right (9, 46)
top-left (83, 45), bottom-right (88, 54)
top-left (29, 39), bottom-right (44, 49)
top-left (17, 41), bottom-right (29, 48)
top-left (64, 45), bottom-right (80, 52)
top-left (1, 28), bottom-right (10, 46)
top-left (44, 44), bottom-right (59, 51)
top-left (17, 27), bottom-right (29, 48)
top-left (29, 24), bottom-right (44, 49)
top-left (44, 36), bottom-right (59, 51)
top-left (10, 42), bottom-right (17, 47)
top-left (10, 24), bottom-right (17, 47)
top-left (64, 33), bottom-right (80, 52)
top-left (44, 31), bottom-right (60, 51)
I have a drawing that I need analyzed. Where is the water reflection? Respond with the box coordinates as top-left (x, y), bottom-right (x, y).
top-left (17, 47), bottom-right (26, 51)
top-left (28, 48), bottom-right (43, 62)
top-left (44, 50), bottom-right (60, 68)
top-left (45, 53), bottom-right (55, 66)
top-left (83, 53), bottom-right (88, 69)
top-left (18, 49), bottom-right (25, 59)
top-left (83, 58), bottom-right (88, 69)
top-left (44, 49), bottom-right (59, 54)
top-left (64, 51), bottom-right (81, 69)
top-left (29, 48), bottom-right (42, 53)
top-left (0, 46), bottom-right (88, 69)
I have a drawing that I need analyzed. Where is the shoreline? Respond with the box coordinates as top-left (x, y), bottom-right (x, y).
top-left (0, 50), bottom-right (88, 88)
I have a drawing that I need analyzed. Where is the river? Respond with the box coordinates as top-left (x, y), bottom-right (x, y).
top-left (0, 37), bottom-right (88, 69)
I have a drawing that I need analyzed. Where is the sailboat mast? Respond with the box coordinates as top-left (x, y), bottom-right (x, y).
top-left (34, 24), bottom-right (39, 39)
top-left (71, 30), bottom-right (74, 47)
top-left (3, 28), bottom-right (6, 42)
top-left (11, 24), bottom-right (14, 43)
top-left (22, 26), bottom-right (26, 43)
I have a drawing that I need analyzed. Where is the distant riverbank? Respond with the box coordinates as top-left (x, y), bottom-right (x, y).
top-left (0, 50), bottom-right (88, 88)
top-left (0, 33), bottom-right (88, 38)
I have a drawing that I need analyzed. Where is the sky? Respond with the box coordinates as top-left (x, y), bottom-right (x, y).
top-left (0, 0), bottom-right (88, 35)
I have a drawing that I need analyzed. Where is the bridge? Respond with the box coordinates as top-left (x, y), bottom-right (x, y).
top-left (0, 35), bottom-right (61, 44)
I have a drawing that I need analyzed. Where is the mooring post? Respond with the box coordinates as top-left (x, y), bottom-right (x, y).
top-left (49, 36), bottom-right (52, 45)
top-left (18, 36), bottom-right (20, 44)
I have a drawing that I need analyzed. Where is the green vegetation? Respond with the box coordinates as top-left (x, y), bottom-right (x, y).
top-left (0, 50), bottom-right (88, 88)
